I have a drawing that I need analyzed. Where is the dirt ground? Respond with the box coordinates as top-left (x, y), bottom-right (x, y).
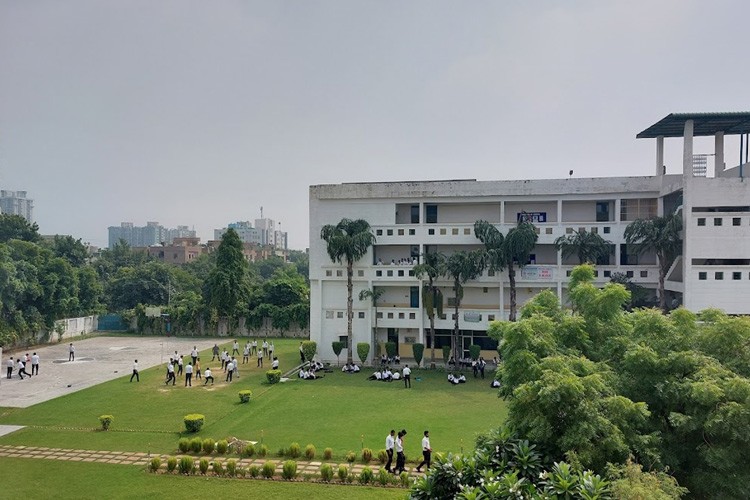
top-left (0, 336), bottom-right (219, 408)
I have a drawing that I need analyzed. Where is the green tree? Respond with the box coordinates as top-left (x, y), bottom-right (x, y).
top-left (443, 250), bottom-right (485, 360)
top-left (45, 235), bottom-right (88, 267)
top-left (0, 214), bottom-right (40, 243)
top-left (206, 229), bottom-right (252, 334)
top-left (320, 219), bottom-right (376, 364)
top-left (623, 213), bottom-right (682, 312)
top-left (413, 251), bottom-right (445, 366)
top-left (554, 229), bottom-right (612, 265)
top-left (358, 287), bottom-right (384, 357)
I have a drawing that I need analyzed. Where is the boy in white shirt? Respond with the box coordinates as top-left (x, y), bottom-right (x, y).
top-left (416, 430), bottom-right (432, 472)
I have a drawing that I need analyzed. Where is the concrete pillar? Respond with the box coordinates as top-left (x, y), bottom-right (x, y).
top-left (715, 132), bottom-right (725, 175)
top-left (557, 199), bottom-right (563, 224)
top-left (614, 199), bottom-right (621, 223)
top-left (656, 136), bottom-right (665, 175)
top-left (683, 120), bottom-right (694, 178)
top-left (500, 201), bottom-right (505, 225)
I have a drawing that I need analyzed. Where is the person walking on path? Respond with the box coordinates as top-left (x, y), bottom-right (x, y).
top-left (130, 360), bottom-right (139, 382)
top-left (68, 343), bottom-right (75, 362)
top-left (6, 356), bottom-right (14, 379)
top-left (17, 359), bottom-right (29, 380)
top-left (31, 353), bottom-right (39, 376)
top-left (385, 430), bottom-right (396, 473)
top-left (416, 430), bottom-right (432, 472)
top-left (185, 362), bottom-right (193, 386)
top-left (232, 340), bottom-right (239, 356)
top-left (165, 362), bottom-right (176, 385)
top-left (256, 348), bottom-right (263, 367)
top-left (403, 364), bottom-right (412, 388)
top-left (211, 344), bottom-right (219, 361)
top-left (394, 430), bottom-right (407, 474)
top-left (203, 367), bottom-right (214, 385)
top-left (190, 346), bottom-right (198, 366)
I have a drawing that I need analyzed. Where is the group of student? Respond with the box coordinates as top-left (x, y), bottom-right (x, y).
top-left (379, 354), bottom-right (400, 365)
top-left (341, 363), bottom-right (361, 373)
top-left (447, 372), bottom-right (467, 385)
top-left (5, 353), bottom-right (40, 380)
top-left (213, 340), bottom-right (275, 367)
top-left (375, 257), bottom-right (417, 266)
top-left (384, 429), bottom-right (432, 475)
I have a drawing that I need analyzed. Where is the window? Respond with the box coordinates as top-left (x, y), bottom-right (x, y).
top-left (387, 312), bottom-right (394, 319)
top-left (733, 272), bottom-right (742, 280)
top-left (398, 229), bottom-right (404, 236)
top-left (428, 228), bottom-right (435, 235)
top-left (603, 270), bottom-right (611, 278)
top-left (409, 229), bottom-right (416, 235)
top-left (410, 205), bottom-right (420, 224)
top-left (603, 226), bottom-right (610, 234)
top-left (440, 228), bottom-right (447, 235)
top-left (398, 270), bottom-right (404, 277)
top-left (488, 315), bottom-right (495, 321)
top-left (326, 270), bottom-right (332, 277)
top-left (386, 270), bottom-right (393, 277)
top-left (426, 205), bottom-right (438, 224)
top-left (714, 218), bottom-right (722, 226)
top-left (376, 229), bottom-right (383, 236)
top-left (640, 271), bottom-right (648, 278)
top-left (733, 218), bottom-right (742, 226)
top-left (376, 270), bottom-right (382, 277)
top-left (596, 201), bottom-right (610, 222)
top-left (626, 271), bottom-right (634, 278)
top-left (358, 312), bottom-right (365, 319)
top-left (357, 270), bottom-right (364, 277)
top-left (483, 287), bottom-right (488, 293)
top-left (337, 311), bottom-right (344, 318)
top-left (398, 313), bottom-right (405, 319)
top-left (464, 228), bottom-right (471, 235)
top-left (387, 229), bottom-right (393, 236)
top-left (338, 336), bottom-right (348, 349)
top-left (336, 270), bottom-right (343, 277)
top-left (325, 311), bottom-right (334, 319)
top-left (715, 272), bottom-right (724, 280)
top-left (452, 228), bottom-right (459, 235)
top-left (409, 312), bottom-right (416, 319)
top-left (546, 227), bottom-right (553, 235)
top-left (697, 218), bottom-right (706, 226)
top-left (488, 270), bottom-right (495, 277)
top-left (620, 198), bottom-right (657, 221)
top-left (698, 272), bottom-right (707, 280)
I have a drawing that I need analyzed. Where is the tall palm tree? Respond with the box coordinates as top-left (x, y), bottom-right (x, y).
top-left (358, 287), bottom-right (384, 358)
top-left (624, 213), bottom-right (682, 313)
top-left (413, 251), bottom-right (446, 367)
top-left (554, 229), bottom-right (613, 264)
top-left (443, 250), bottom-right (485, 360)
top-left (474, 220), bottom-right (538, 321)
top-left (321, 219), bottom-right (376, 364)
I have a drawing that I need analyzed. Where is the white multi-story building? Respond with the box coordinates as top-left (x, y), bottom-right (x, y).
top-left (0, 190), bottom-right (34, 222)
top-left (215, 218), bottom-right (289, 251)
top-left (309, 112), bottom-right (750, 364)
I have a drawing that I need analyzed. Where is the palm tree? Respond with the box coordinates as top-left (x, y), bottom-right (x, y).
top-left (359, 287), bottom-right (384, 358)
top-left (554, 229), bottom-right (613, 264)
top-left (624, 213), bottom-right (682, 312)
top-left (443, 250), bottom-right (485, 360)
top-left (474, 220), bottom-right (538, 321)
top-left (413, 251), bottom-right (446, 367)
top-left (321, 219), bottom-right (376, 364)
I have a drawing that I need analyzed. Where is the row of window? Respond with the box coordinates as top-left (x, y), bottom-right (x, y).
top-left (696, 217), bottom-right (744, 226)
top-left (698, 271), bottom-right (750, 281)
top-left (566, 269), bottom-right (649, 278)
top-left (376, 225), bottom-right (612, 237)
top-left (325, 310), bottom-right (499, 322)
top-left (326, 267), bottom-right (651, 279)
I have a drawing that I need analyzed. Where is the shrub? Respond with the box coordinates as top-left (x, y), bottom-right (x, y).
top-left (178, 438), bottom-right (190, 453)
top-left (288, 442), bottom-right (301, 458)
top-left (304, 444), bottom-right (316, 460)
top-left (99, 415), bottom-right (114, 431)
top-left (361, 447), bottom-right (373, 463)
top-left (356, 342), bottom-right (371, 365)
top-left (346, 451), bottom-right (356, 463)
top-left (178, 456), bottom-right (194, 475)
top-left (149, 456), bottom-right (161, 473)
top-left (337, 464), bottom-right (349, 482)
top-left (248, 465), bottom-right (260, 478)
top-left (236, 466), bottom-right (246, 478)
top-left (282, 460), bottom-right (297, 480)
top-left (183, 414), bottom-right (205, 433)
top-left (216, 439), bottom-right (228, 454)
top-left (412, 343), bottom-right (425, 366)
top-left (359, 466), bottom-right (373, 484)
top-left (166, 456), bottom-right (177, 473)
top-left (332, 341), bottom-right (345, 364)
top-left (202, 438), bottom-right (214, 454)
top-left (385, 341), bottom-right (397, 358)
top-left (302, 340), bottom-right (317, 362)
top-left (258, 444), bottom-right (268, 457)
top-left (199, 458), bottom-right (209, 474)
top-left (266, 369), bottom-right (282, 384)
top-left (378, 467), bottom-right (391, 485)
top-left (469, 344), bottom-right (481, 361)
top-left (276, 447), bottom-right (287, 457)
top-left (262, 461), bottom-right (276, 478)
top-left (212, 460), bottom-right (224, 476)
top-left (238, 390), bottom-right (252, 403)
top-left (323, 447), bottom-right (333, 460)
top-left (400, 471), bottom-right (410, 487)
top-left (442, 345), bottom-right (451, 364)
top-left (226, 459), bottom-right (237, 477)
top-left (242, 443), bottom-right (255, 458)
top-left (377, 449), bottom-right (388, 464)
top-left (320, 463), bottom-right (334, 482)
top-left (190, 437), bottom-right (202, 453)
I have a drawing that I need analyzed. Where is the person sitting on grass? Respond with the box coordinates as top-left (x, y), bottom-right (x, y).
top-left (458, 373), bottom-right (467, 383)
top-left (447, 373), bottom-right (459, 385)
top-left (342, 363), bottom-right (351, 373)
top-left (271, 357), bottom-right (279, 370)
top-left (352, 364), bottom-right (360, 373)
top-left (383, 368), bottom-right (393, 381)
top-left (368, 370), bottom-right (382, 381)
top-left (392, 370), bottom-right (401, 381)
top-left (491, 379), bottom-right (500, 388)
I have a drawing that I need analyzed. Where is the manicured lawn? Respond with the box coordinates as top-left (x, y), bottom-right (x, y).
top-left (0, 457), bottom-right (407, 500)
top-left (0, 337), bottom-right (506, 460)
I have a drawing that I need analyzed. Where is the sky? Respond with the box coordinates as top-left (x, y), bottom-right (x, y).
top-left (1, 1), bottom-right (749, 250)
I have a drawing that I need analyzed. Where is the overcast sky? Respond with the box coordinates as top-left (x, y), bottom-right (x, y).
top-left (1, 1), bottom-right (748, 250)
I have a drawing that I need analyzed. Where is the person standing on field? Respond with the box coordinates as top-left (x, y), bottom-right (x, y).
top-left (68, 343), bottom-right (75, 361)
top-left (403, 364), bottom-right (412, 388)
top-left (257, 347), bottom-right (263, 367)
top-left (211, 344), bottom-right (219, 361)
top-left (6, 356), bottom-right (14, 379)
top-left (130, 360), bottom-right (139, 382)
top-left (190, 346), bottom-right (198, 366)
top-left (185, 362), bottom-right (193, 386)
top-left (31, 353), bottom-right (40, 376)
top-left (416, 430), bottom-right (432, 472)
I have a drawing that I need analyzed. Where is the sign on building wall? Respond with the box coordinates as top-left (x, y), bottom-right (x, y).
top-left (463, 311), bottom-right (482, 322)
top-left (520, 266), bottom-right (554, 280)
top-left (517, 212), bottom-right (547, 223)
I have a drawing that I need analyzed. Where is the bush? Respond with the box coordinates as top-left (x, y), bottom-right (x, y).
top-left (202, 438), bottom-right (214, 454)
top-left (242, 443), bottom-right (255, 458)
top-left (262, 461), bottom-right (276, 478)
top-left (183, 414), bottom-right (205, 433)
top-left (323, 447), bottom-right (333, 460)
top-left (469, 344), bottom-right (481, 361)
top-left (332, 341), bottom-right (345, 363)
top-left (378, 467), bottom-right (391, 485)
top-left (178, 456), bottom-right (194, 475)
top-left (166, 456), bottom-right (177, 473)
top-left (178, 438), bottom-right (190, 453)
top-left (266, 369), bottom-right (282, 384)
top-left (226, 459), bottom-right (237, 477)
top-left (385, 341), bottom-right (397, 358)
top-left (357, 342), bottom-right (371, 365)
top-left (248, 465), bottom-right (260, 478)
top-left (149, 456), bottom-right (161, 473)
top-left (282, 460), bottom-right (297, 480)
top-left (377, 449), bottom-right (388, 464)
top-left (399, 471), bottom-right (410, 487)
top-left (190, 437), bottom-right (202, 453)
top-left (258, 444), bottom-right (268, 457)
top-left (361, 448), bottom-right (373, 463)
top-left (346, 451), bottom-right (356, 463)
top-left (198, 458), bottom-right (209, 474)
top-left (288, 442), bottom-right (301, 458)
top-left (337, 464), bottom-right (349, 482)
top-left (320, 463), bottom-right (334, 482)
top-left (276, 447), bottom-right (287, 457)
top-left (212, 459), bottom-right (224, 476)
top-left (302, 340), bottom-right (317, 362)
top-left (304, 444), bottom-right (316, 460)
top-left (216, 439), bottom-right (228, 454)
top-left (99, 415), bottom-right (114, 431)
top-left (238, 390), bottom-right (252, 403)
top-left (442, 345), bottom-right (451, 364)
top-left (359, 466), bottom-right (373, 484)
top-left (412, 343), bottom-right (425, 366)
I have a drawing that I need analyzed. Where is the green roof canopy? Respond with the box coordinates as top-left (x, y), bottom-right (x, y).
top-left (637, 112), bottom-right (750, 138)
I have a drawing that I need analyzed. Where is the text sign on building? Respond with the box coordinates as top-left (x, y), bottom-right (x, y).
top-left (517, 212), bottom-right (547, 223)
top-left (520, 266), bottom-right (554, 280)
top-left (463, 311), bottom-right (482, 323)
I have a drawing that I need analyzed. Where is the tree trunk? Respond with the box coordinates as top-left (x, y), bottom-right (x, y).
top-left (346, 259), bottom-right (354, 365)
top-left (658, 257), bottom-right (667, 313)
top-left (429, 312), bottom-right (436, 366)
top-left (508, 264), bottom-right (517, 321)
top-left (453, 280), bottom-right (460, 362)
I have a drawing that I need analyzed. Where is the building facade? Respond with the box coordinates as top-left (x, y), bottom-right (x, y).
top-left (214, 218), bottom-right (289, 252)
top-left (309, 112), bottom-right (750, 365)
top-left (0, 190), bottom-right (34, 222)
top-left (108, 221), bottom-right (196, 248)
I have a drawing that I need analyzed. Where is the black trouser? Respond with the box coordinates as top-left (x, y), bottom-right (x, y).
top-left (395, 452), bottom-right (405, 473)
top-left (185, 373), bottom-right (192, 386)
top-left (177, 366), bottom-right (183, 376)
top-left (69, 352), bottom-right (74, 361)
top-left (195, 370), bottom-right (201, 380)
top-left (192, 356), bottom-right (197, 365)
top-left (243, 355), bottom-right (248, 363)
top-left (300, 352), bottom-right (305, 362)
top-left (404, 375), bottom-right (411, 388)
top-left (225, 371), bottom-right (233, 382)
top-left (204, 376), bottom-right (214, 385)
top-left (417, 450), bottom-right (431, 470)
top-left (385, 449), bottom-right (394, 472)
top-left (6, 367), bottom-right (12, 379)
top-left (130, 370), bottom-right (139, 382)
top-left (166, 372), bottom-right (175, 385)
top-left (32, 364), bottom-right (38, 375)
top-left (257, 357), bottom-right (263, 367)
top-left (212, 353), bottom-right (218, 361)
top-left (18, 367), bottom-right (28, 379)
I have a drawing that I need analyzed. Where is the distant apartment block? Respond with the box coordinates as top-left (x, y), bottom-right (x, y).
top-left (108, 221), bottom-right (196, 248)
top-left (0, 190), bottom-right (34, 222)
top-left (214, 218), bottom-right (288, 251)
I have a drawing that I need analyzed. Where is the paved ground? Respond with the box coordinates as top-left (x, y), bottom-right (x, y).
top-left (0, 336), bottom-right (218, 408)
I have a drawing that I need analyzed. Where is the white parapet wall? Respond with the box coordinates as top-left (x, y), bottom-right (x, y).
top-left (52, 316), bottom-right (99, 341)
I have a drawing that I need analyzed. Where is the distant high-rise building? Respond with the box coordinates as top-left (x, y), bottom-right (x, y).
top-left (108, 221), bottom-right (196, 248)
top-left (0, 190), bottom-right (34, 222)
top-left (215, 218), bottom-right (288, 251)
